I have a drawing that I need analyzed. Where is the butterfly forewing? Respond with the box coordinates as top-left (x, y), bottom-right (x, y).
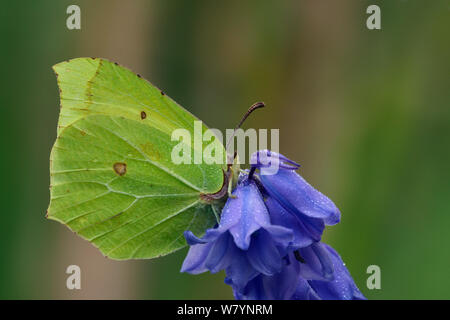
top-left (48, 58), bottom-right (226, 259)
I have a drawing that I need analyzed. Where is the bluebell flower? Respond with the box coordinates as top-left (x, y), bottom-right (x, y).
top-left (233, 242), bottom-right (366, 300)
top-left (291, 278), bottom-right (321, 300)
top-left (229, 253), bottom-right (301, 300)
top-left (230, 242), bottom-right (332, 300)
top-left (181, 174), bottom-right (294, 291)
top-left (304, 243), bottom-right (366, 300)
top-left (181, 149), bottom-right (365, 300)
top-left (251, 150), bottom-right (340, 245)
top-left (264, 195), bottom-right (325, 249)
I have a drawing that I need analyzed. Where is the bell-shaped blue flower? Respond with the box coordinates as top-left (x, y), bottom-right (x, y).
top-left (251, 150), bottom-right (340, 243)
top-left (232, 242), bottom-right (365, 300)
top-left (181, 149), bottom-right (365, 300)
top-left (181, 174), bottom-right (294, 291)
top-left (229, 253), bottom-right (301, 300)
top-left (305, 243), bottom-right (366, 300)
top-left (230, 242), bottom-right (333, 300)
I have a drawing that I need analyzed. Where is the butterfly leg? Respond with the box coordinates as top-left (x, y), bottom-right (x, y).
top-left (211, 205), bottom-right (221, 223)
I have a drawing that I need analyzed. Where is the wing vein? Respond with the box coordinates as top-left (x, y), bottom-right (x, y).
top-left (106, 200), bottom-right (200, 257)
top-left (105, 116), bottom-right (202, 192)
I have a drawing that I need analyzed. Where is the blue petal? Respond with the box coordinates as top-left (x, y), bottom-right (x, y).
top-left (184, 230), bottom-right (207, 245)
top-left (251, 150), bottom-right (300, 171)
top-left (309, 244), bottom-right (366, 300)
top-left (300, 215), bottom-right (326, 242)
top-left (182, 228), bottom-right (231, 274)
top-left (265, 196), bottom-right (323, 248)
top-left (262, 224), bottom-right (294, 250)
top-left (180, 241), bottom-right (214, 274)
top-left (184, 228), bottom-right (223, 246)
top-left (260, 255), bottom-right (301, 300)
top-left (204, 233), bottom-right (233, 273)
top-left (292, 278), bottom-right (321, 300)
top-left (298, 242), bottom-right (335, 281)
top-left (233, 254), bottom-right (302, 300)
top-left (225, 249), bottom-right (259, 291)
top-left (225, 181), bottom-right (272, 250)
top-left (232, 276), bottom-right (266, 300)
top-left (259, 169), bottom-right (340, 225)
top-left (246, 230), bottom-right (283, 276)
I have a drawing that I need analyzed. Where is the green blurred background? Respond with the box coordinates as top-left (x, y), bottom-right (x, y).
top-left (0, 0), bottom-right (449, 299)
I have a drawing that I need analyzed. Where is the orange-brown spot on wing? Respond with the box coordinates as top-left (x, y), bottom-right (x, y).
top-left (140, 142), bottom-right (161, 161)
top-left (113, 162), bottom-right (127, 176)
top-left (140, 111), bottom-right (147, 119)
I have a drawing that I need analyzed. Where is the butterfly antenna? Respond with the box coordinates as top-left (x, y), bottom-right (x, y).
top-left (201, 102), bottom-right (265, 202)
top-left (226, 102), bottom-right (265, 164)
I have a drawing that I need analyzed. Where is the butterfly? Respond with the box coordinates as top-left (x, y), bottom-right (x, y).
top-left (47, 58), bottom-right (249, 260)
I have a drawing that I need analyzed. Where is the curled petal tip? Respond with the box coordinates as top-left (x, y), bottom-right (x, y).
top-left (184, 230), bottom-right (207, 246)
top-left (251, 150), bottom-right (300, 172)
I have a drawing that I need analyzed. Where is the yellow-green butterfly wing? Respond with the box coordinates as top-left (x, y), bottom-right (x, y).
top-left (47, 58), bottom-right (227, 259)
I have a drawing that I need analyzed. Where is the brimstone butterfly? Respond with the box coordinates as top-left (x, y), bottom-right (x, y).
top-left (47, 58), bottom-right (243, 260)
